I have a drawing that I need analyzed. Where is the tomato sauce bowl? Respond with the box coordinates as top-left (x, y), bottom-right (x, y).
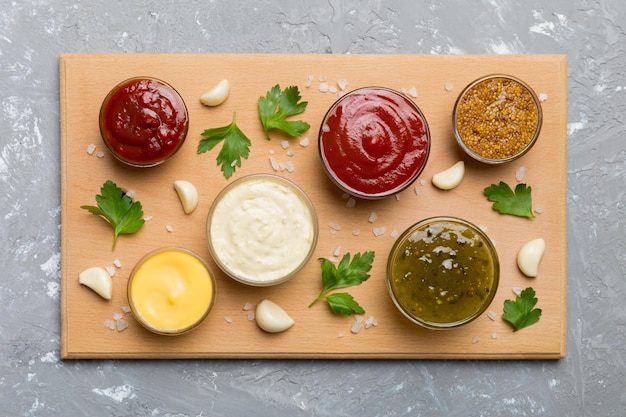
top-left (99, 77), bottom-right (189, 168)
top-left (318, 87), bottom-right (430, 199)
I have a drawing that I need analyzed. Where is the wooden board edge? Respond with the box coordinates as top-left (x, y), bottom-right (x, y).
top-left (59, 54), bottom-right (70, 360)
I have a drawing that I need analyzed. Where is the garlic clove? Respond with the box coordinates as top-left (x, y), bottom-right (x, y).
top-left (432, 161), bottom-right (465, 190)
top-left (517, 238), bottom-right (546, 277)
top-left (173, 180), bottom-right (199, 214)
top-left (200, 79), bottom-right (230, 107)
top-left (255, 299), bottom-right (295, 333)
top-left (79, 267), bottom-right (113, 300)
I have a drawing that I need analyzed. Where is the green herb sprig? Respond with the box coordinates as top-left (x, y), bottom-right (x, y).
top-left (80, 180), bottom-right (145, 251)
top-left (309, 251), bottom-right (375, 315)
top-left (258, 84), bottom-right (310, 139)
top-left (502, 287), bottom-right (542, 331)
top-left (484, 181), bottom-right (535, 218)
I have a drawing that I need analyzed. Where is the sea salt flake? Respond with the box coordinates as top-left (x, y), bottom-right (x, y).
top-left (105, 266), bottom-right (116, 277)
top-left (419, 179), bottom-right (426, 186)
top-left (333, 245), bottom-right (342, 257)
top-left (318, 76), bottom-right (327, 82)
top-left (87, 144), bottom-right (96, 155)
top-left (346, 198), bottom-right (356, 208)
top-left (224, 316), bottom-right (233, 323)
top-left (352, 229), bottom-right (361, 236)
top-left (390, 230), bottom-right (399, 239)
top-left (125, 190), bottom-right (135, 199)
top-left (328, 85), bottom-right (338, 93)
top-left (329, 223), bottom-right (341, 231)
top-left (305, 74), bottom-right (314, 87)
top-left (338, 332), bottom-right (345, 338)
top-left (96, 151), bottom-right (105, 158)
top-left (471, 336), bottom-right (480, 344)
top-left (395, 194), bottom-right (401, 201)
top-left (144, 215), bottom-right (153, 221)
top-left (285, 161), bottom-right (295, 173)
top-left (319, 83), bottom-right (329, 93)
top-left (268, 149), bottom-right (275, 155)
top-left (165, 224), bottom-right (174, 232)
top-left (512, 287), bottom-right (523, 296)
top-left (515, 166), bottom-right (527, 182)
top-left (104, 319), bottom-right (115, 330)
top-left (535, 207), bottom-right (543, 214)
top-left (337, 79), bottom-right (348, 90)
top-left (407, 86), bottom-right (418, 97)
top-left (539, 93), bottom-right (548, 102)
top-left (246, 312), bottom-right (255, 321)
top-left (487, 310), bottom-right (497, 321)
top-left (243, 302), bottom-right (253, 311)
top-left (299, 137), bottom-right (310, 147)
top-left (491, 333), bottom-right (498, 339)
top-left (414, 186), bottom-right (420, 195)
top-left (113, 259), bottom-right (122, 268)
top-left (113, 312), bottom-right (123, 320)
top-left (445, 83), bottom-right (454, 92)
top-left (280, 140), bottom-right (289, 149)
top-left (121, 305), bottom-right (131, 313)
top-left (364, 316), bottom-right (378, 328)
top-left (329, 229), bottom-right (337, 235)
top-left (368, 212), bottom-right (378, 223)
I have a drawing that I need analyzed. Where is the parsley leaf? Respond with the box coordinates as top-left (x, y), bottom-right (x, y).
top-left (308, 251), bottom-right (375, 315)
top-left (258, 84), bottom-right (310, 139)
top-left (81, 180), bottom-right (145, 251)
top-left (502, 287), bottom-right (542, 331)
top-left (484, 181), bottom-right (535, 218)
top-left (198, 112), bottom-right (251, 179)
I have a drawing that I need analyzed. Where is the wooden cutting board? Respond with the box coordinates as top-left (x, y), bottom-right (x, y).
top-left (60, 54), bottom-right (567, 359)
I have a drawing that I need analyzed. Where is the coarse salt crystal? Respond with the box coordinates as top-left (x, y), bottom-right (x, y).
top-left (445, 83), bottom-right (454, 92)
top-left (373, 226), bottom-right (387, 237)
top-left (414, 186), bottom-right (420, 195)
top-left (512, 287), bottom-right (523, 296)
top-left (230, 160), bottom-right (237, 167)
top-left (269, 149), bottom-right (275, 155)
top-left (246, 312), bottom-right (255, 321)
top-left (113, 312), bottom-right (123, 320)
top-left (224, 316), bottom-right (233, 323)
top-left (407, 86), bottom-right (418, 98)
top-left (487, 310), bottom-right (497, 321)
top-left (279, 162), bottom-right (287, 171)
top-left (121, 305), bottom-right (131, 313)
top-left (395, 194), bottom-right (401, 201)
top-left (318, 76), bottom-right (327, 82)
top-left (420, 179), bottom-right (426, 186)
top-left (515, 166), bottom-right (527, 182)
top-left (337, 79), bottom-right (348, 90)
top-left (333, 245), bottom-right (342, 257)
top-left (305, 75), bottom-right (314, 87)
top-left (116, 318), bottom-right (129, 332)
top-left (319, 83), bottom-right (329, 93)
top-left (539, 93), bottom-right (548, 102)
top-left (351, 318), bottom-right (363, 334)
top-left (125, 190), bottom-right (135, 199)
top-left (269, 156), bottom-right (279, 171)
top-left (144, 215), bottom-right (153, 221)
top-left (104, 319), bottom-right (115, 330)
top-left (352, 229), bottom-right (361, 236)
top-left (113, 259), bottom-right (122, 268)
top-left (364, 316), bottom-right (378, 328)
top-left (329, 85), bottom-right (338, 94)
top-left (471, 336), bottom-right (480, 344)
top-left (535, 207), bottom-right (543, 214)
top-left (329, 229), bottom-right (337, 235)
top-left (87, 144), bottom-right (96, 155)
top-left (165, 225), bottom-right (174, 232)
top-left (368, 212), bottom-right (378, 223)
top-left (338, 332), bottom-right (345, 338)
top-left (329, 223), bottom-right (341, 231)
top-left (299, 137), bottom-right (310, 147)
top-left (106, 266), bottom-right (116, 277)
top-left (243, 302), bottom-right (253, 311)
top-left (390, 230), bottom-right (399, 239)
top-left (491, 333), bottom-right (498, 339)
top-left (281, 140), bottom-right (289, 149)
top-left (346, 198), bottom-right (356, 208)
top-left (96, 151), bottom-right (105, 158)
top-left (285, 161), bottom-right (295, 173)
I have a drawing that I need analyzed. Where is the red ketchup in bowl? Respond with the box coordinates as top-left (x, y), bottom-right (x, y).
top-left (318, 87), bottom-right (430, 199)
top-left (99, 77), bottom-right (189, 167)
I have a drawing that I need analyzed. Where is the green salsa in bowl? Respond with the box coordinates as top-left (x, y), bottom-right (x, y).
top-left (386, 216), bottom-right (499, 330)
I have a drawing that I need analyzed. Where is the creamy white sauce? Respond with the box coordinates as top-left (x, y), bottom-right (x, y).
top-left (209, 177), bottom-right (316, 283)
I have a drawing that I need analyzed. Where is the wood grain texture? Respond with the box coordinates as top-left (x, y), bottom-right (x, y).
top-left (60, 54), bottom-right (567, 359)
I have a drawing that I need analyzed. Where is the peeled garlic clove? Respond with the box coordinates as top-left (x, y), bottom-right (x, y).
top-left (255, 299), bottom-right (295, 333)
top-left (79, 267), bottom-right (113, 300)
top-left (173, 180), bottom-right (198, 214)
top-left (432, 161), bottom-right (465, 190)
top-left (517, 238), bottom-right (546, 277)
top-left (200, 79), bottom-right (230, 107)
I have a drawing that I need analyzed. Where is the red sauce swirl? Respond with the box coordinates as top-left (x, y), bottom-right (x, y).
top-left (319, 87), bottom-right (430, 198)
top-left (99, 77), bottom-right (188, 167)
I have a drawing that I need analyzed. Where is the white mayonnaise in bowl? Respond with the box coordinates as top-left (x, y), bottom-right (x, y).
top-left (206, 173), bottom-right (319, 286)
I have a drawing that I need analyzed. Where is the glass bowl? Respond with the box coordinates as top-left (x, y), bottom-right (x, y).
top-left (387, 216), bottom-right (499, 330)
top-left (127, 247), bottom-right (216, 336)
top-left (318, 87), bottom-right (430, 199)
top-left (99, 76), bottom-right (189, 168)
top-left (206, 173), bottom-right (319, 286)
top-left (453, 74), bottom-right (542, 164)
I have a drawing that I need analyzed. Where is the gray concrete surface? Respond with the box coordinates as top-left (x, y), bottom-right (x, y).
top-left (1, 0), bottom-right (625, 416)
